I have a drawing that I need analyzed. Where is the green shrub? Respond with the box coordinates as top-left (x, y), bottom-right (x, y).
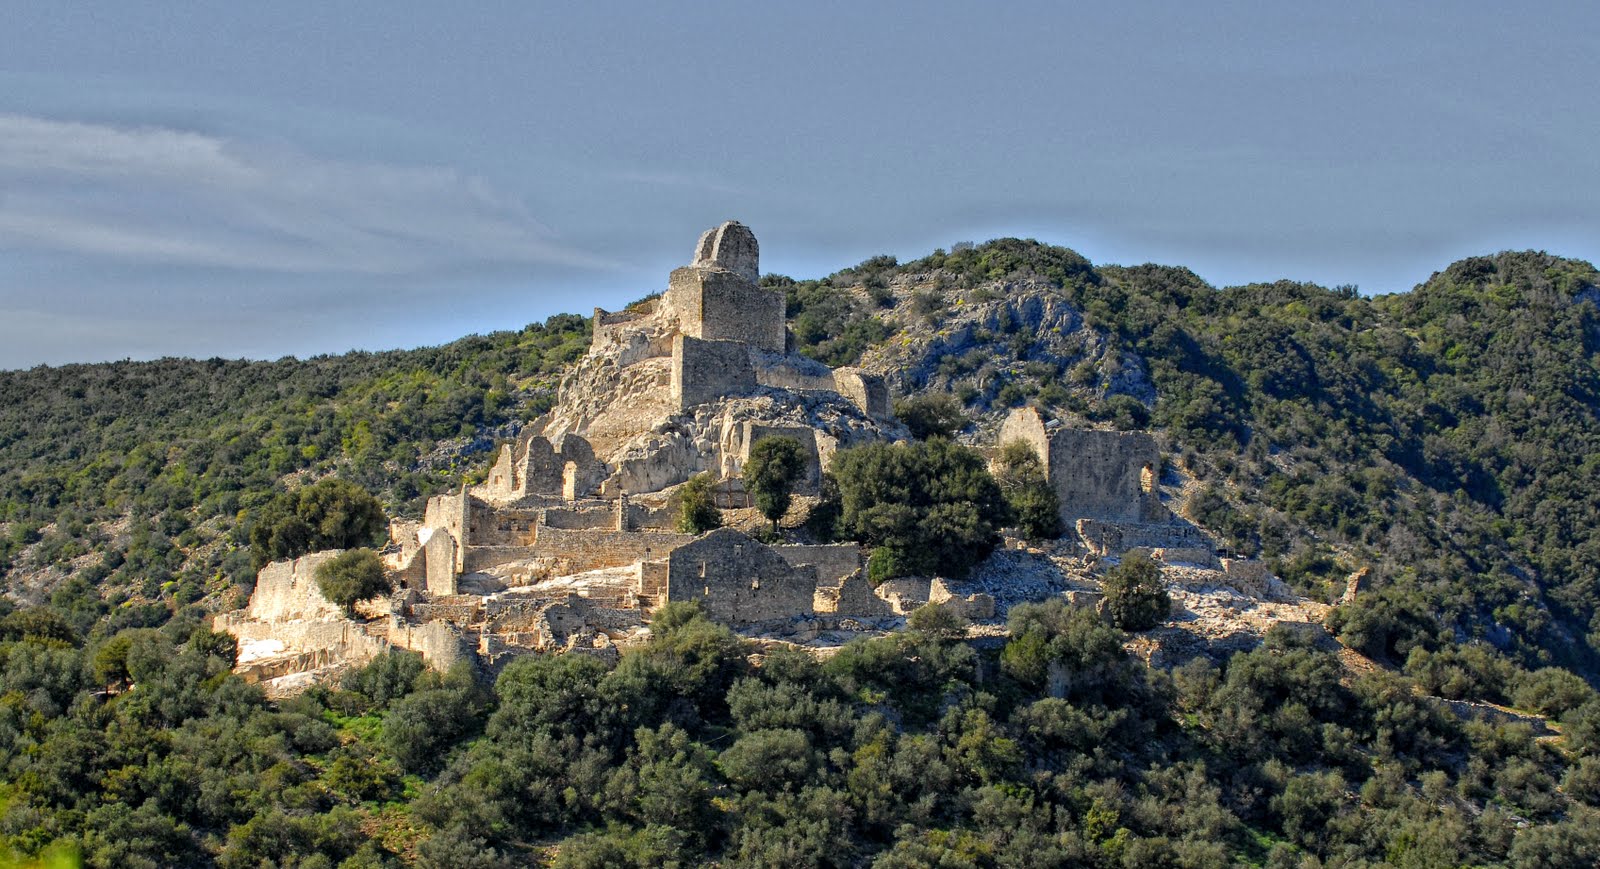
top-left (677, 473), bottom-right (721, 534)
top-left (1100, 554), bottom-right (1169, 631)
top-left (314, 548), bottom-right (390, 616)
top-left (831, 439), bottom-right (1010, 580)
top-left (744, 436), bottom-right (807, 531)
top-left (248, 477), bottom-right (386, 569)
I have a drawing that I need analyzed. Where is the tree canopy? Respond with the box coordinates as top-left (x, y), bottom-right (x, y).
top-left (829, 438), bottom-right (1010, 580)
top-left (313, 548), bottom-right (391, 616)
top-left (744, 436), bottom-right (807, 531)
top-left (249, 477), bottom-right (386, 569)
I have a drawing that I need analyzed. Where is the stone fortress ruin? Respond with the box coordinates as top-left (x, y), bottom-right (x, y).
top-left (217, 222), bottom-right (1282, 691)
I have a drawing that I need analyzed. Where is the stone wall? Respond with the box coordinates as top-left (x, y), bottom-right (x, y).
top-left (834, 368), bottom-right (892, 419)
top-left (542, 505), bottom-right (617, 531)
top-left (825, 569), bottom-right (893, 617)
top-left (591, 304), bottom-right (651, 350)
top-left (423, 530), bottom-right (458, 596)
top-left (754, 357), bottom-right (838, 394)
top-left (424, 489), bottom-right (469, 571)
top-left (738, 424), bottom-right (823, 490)
top-left (669, 267), bottom-right (786, 354)
top-left (999, 408), bottom-right (1165, 525)
top-left (665, 528), bottom-right (816, 624)
top-left (775, 543), bottom-right (862, 586)
top-left (1076, 519), bottom-right (1211, 557)
top-left (247, 553), bottom-right (345, 622)
top-left (389, 620), bottom-right (471, 672)
top-left (530, 526), bottom-right (694, 575)
top-left (672, 334), bottom-right (757, 409)
top-left (624, 499), bottom-right (679, 531)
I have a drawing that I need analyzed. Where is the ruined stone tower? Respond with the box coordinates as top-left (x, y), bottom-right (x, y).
top-left (668, 221), bottom-right (784, 353)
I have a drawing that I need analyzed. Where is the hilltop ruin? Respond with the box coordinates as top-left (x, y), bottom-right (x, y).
top-left (217, 222), bottom-right (1288, 692)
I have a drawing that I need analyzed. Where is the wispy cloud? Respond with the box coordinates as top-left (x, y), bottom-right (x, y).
top-left (0, 113), bottom-right (603, 274)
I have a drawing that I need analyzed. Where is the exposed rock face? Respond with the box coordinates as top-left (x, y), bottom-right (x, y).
top-left (860, 282), bottom-right (1157, 408)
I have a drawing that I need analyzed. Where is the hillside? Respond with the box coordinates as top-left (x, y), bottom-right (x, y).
top-left (2, 239), bottom-right (1600, 866)
top-left (4, 244), bottom-right (1600, 674)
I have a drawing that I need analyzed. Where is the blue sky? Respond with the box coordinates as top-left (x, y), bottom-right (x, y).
top-left (2, 2), bottom-right (1597, 368)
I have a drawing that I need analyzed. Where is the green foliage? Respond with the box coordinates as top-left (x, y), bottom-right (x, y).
top-left (340, 649), bottom-right (427, 710)
top-left (780, 273), bottom-right (892, 367)
top-left (312, 548), bottom-right (390, 616)
top-left (744, 436), bottom-right (807, 530)
top-left (249, 477), bottom-right (387, 570)
top-left (906, 601), bottom-right (968, 640)
top-left (830, 439), bottom-right (1010, 580)
top-left (1100, 553), bottom-right (1170, 631)
top-left (993, 440), bottom-right (1062, 540)
top-left (0, 313), bottom-right (590, 616)
top-left (676, 473), bottom-right (721, 535)
top-left (1, 236), bottom-right (1599, 867)
top-left (893, 392), bottom-right (967, 440)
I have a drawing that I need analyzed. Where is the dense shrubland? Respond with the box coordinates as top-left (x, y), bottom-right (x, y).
top-left (0, 602), bottom-right (1595, 866)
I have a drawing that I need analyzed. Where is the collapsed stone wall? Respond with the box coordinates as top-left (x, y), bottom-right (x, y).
top-left (666, 528), bottom-right (816, 624)
top-left (775, 543), bottom-right (862, 586)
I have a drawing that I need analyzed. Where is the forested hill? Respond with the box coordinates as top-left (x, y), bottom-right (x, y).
top-left (777, 243), bottom-right (1600, 677)
top-left (0, 314), bottom-right (589, 616)
top-left (2, 242), bottom-right (1600, 866)
top-left (3, 244), bottom-right (1600, 677)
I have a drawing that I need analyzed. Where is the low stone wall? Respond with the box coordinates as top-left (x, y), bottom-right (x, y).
top-left (875, 577), bottom-right (933, 615)
top-left (754, 358), bottom-right (837, 394)
top-left (826, 570), bottom-right (893, 617)
top-left (625, 500), bottom-right (679, 531)
top-left (1076, 519), bottom-right (1212, 557)
top-left (542, 506), bottom-right (618, 531)
top-left (530, 526), bottom-right (695, 575)
top-left (464, 545), bottom-right (537, 574)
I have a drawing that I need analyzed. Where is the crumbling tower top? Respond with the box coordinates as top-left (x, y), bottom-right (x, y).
top-left (693, 220), bottom-right (760, 284)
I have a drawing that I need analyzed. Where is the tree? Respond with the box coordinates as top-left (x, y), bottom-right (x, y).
top-left (994, 440), bottom-right (1062, 540)
top-left (314, 549), bottom-right (391, 617)
top-left (1100, 553), bottom-right (1170, 631)
top-left (677, 473), bottom-right (722, 534)
top-left (249, 477), bottom-right (386, 569)
top-left (830, 439), bottom-right (1010, 580)
top-left (894, 393), bottom-right (967, 440)
top-left (744, 436), bottom-right (807, 532)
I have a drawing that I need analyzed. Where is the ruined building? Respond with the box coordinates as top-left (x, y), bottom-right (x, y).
top-left (219, 222), bottom-right (920, 688)
top-left (998, 406), bottom-right (1210, 557)
top-left (217, 222), bottom-right (1268, 693)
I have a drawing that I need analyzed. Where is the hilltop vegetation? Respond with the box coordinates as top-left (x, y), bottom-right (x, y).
top-left (783, 244), bottom-right (1600, 679)
top-left (0, 239), bottom-right (1598, 864)
top-left (0, 314), bottom-right (588, 606)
